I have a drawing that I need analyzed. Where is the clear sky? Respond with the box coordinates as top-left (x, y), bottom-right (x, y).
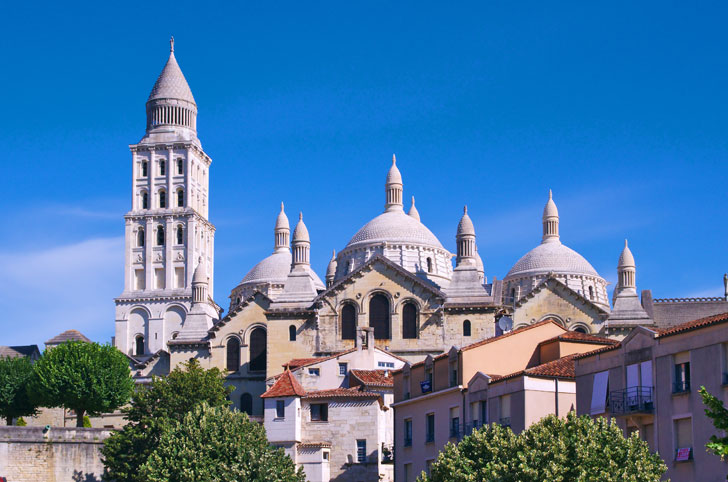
top-left (1, 1), bottom-right (727, 348)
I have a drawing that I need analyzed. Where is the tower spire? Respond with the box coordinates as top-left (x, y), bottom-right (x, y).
top-left (170, 36), bottom-right (174, 52)
top-left (385, 154), bottom-right (403, 212)
top-left (541, 189), bottom-right (560, 243)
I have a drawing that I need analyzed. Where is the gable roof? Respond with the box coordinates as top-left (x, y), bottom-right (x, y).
top-left (45, 330), bottom-right (91, 345)
top-left (490, 354), bottom-right (577, 383)
top-left (462, 319), bottom-right (564, 352)
top-left (657, 311), bottom-right (728, 339)
top-left (261, 369), bottom-right (306, 398)
top-left (283, 358), bottom-right (322, 370)
top-left (208, 291), bottom-right (271, 337)
top-left (573, 342), bottom-right (623, 360)
top-left (350, 369), bottom-right (394, 388)
top-left (537, 331), bottom-right (618, 347)
top-left (313, 254), bottom-right (446, 304)
top-left (0, 345), bottom-right (40, 359)
top-left (515, 276), bottom-right (609, 315)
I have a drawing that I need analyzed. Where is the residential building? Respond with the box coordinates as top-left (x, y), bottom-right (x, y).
top-left (575, 312), bottom-right (728, 482)
top-left (392, 320), bottom-right (618, 481)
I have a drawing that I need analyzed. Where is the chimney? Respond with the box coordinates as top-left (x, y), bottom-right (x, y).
top-left (362, 326), bottom-right (375, 352)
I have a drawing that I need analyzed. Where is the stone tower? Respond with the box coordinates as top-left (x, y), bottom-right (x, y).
top-left (114, 38), bottom-right (216, 357)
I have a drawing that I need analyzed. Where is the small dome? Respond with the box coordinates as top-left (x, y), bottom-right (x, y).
top-left (457, 206), bottom-right (475, 236)
top-left (618, 239), bottom-right (635, 268)
top-left (346, 210), bottom-right (444, 249)
top-left (275, 202), bottom-right (289, 231)
top-left (506, 241), bottom-right (599, 279)
top-left (192, 260), bottom-right (207, 284)
top-left (408, 196), bottom-right (420, 222)
top-left (240, 251), bottom-right (292, 286)
top-left (292, 213), bottom-right (310, 243)
top-left (543, 189), bottom-right (558, 219)
top-left (148, 43), bottom-right (196, 105)
top-left (326, 250), bottom-right (338, 278)
top-left (386, 155), bottom-right (402, 185)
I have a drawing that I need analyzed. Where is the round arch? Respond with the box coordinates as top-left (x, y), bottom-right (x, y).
top-left (569, 322), bottom-right (591, 334)
top-left (539, 314), bottom-right (565, 327)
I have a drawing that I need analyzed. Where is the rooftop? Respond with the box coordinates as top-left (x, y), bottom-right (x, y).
top-left (261, 369), bottom-right (306, 398)
top-left (45, 330), bottom-right (91, 346)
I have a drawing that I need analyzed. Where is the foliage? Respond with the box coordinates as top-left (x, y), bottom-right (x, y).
top-left (0, 355), bottom-right (39, 425)
top-left (102, 359), bottom-right (233, 482)
top-left (700, 386), bottom-right (728, 463)
top-left (139, 402), bottom-right (306, 482)
top-left (83, 415), bottom-right (92, 428)
top-left (28, 341), bottom-right (134, 428)
top-left (16, 416), bottom-right (27, 426)
top-left (419, 411), bottom-right (667, 482)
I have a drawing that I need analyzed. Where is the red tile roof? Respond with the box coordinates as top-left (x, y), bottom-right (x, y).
top-left (657, 311), bottom-right (728, 338)
top-left (538, 331), bottom-right (619, 347)
top-left (572, 342), bottom-right (622, 360)
top-left (261, 369), bottom-right (306, 398)
top-left (461, 319), bottom-right (564, 352)
top-left (350, 369), bottom-right (393, 388)
top-left (283, 358), bottom-right (321, 370)
top-left (303, 387), bottom-right (382, 400)
top-left (490, 354), bottom-right (577, 383)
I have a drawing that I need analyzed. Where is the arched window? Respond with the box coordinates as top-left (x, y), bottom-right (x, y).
top-left (573, 326), bottom-right (588, 334)
top-left (141, 192), bottom-right (149, 209)
top-left (177, 158), bottom-right (183, 175)
top-left (463, 320), bottom-right (472, 337)
top-left (171, 332), bottom-right (179, 340)
top-left (369, 294), bottom-right (390, 340)
top-left (341, 304), bottom-right (356, 340)
top-left (402, 303), bottom-right (418, 339)
top-left (156, 226), bottom-right (165, 246)
top-left (137, 228), bottom-right (145, 247)
top-left (177, 189), bottom-right (184, 207)
top-left (249, 328), bottom-right (267, 372)
top-left (159, 190), bottom-right (167, 209)
top-left (159, 159), bottom-right (166, 176)
top-left (226, 337), bottom-right (240, 372)
top-left (141, 161), bottom-right (148, 177)
top-left (289, 325), bottom-right (297, 341)
top-left (510, 288), bottom-right (516, 302)
top-left (176, 225), bottom-right (184, 245)
top-left (135, 335), bottom-right (144, 356)
top-left (240, 393), bottom-right (253, 415)
top-left (426, 257), bottom-right (433, 273)
top-left (588, 286), bottom-right (594, 300)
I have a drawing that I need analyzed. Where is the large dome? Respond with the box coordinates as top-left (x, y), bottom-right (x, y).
top-left (505, 241), bottom-right (599, 279)
top-left (346, 210), bottom-right (445, 250)
top-left (240, 251), bottom-right (292, 286)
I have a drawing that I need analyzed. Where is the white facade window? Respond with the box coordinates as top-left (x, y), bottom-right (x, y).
top-left (378, 361), bottom-right (395, 368)
top-left (674, 417), bottom-right (693, 460)
top-left (590, 371), bottom-right (609, 415)
top-left (308, 368), bottom-right (320, 376)
top-left (275, 400), bottom-right (285, 419)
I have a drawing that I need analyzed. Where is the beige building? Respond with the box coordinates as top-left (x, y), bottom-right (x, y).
top-left (392, 320), bottom-right (617, 481)
top-left (575, 312), bottom-right (728, 482)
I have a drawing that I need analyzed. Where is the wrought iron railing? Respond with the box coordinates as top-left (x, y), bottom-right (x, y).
top-left (610, 386), bottom-right (654, 415)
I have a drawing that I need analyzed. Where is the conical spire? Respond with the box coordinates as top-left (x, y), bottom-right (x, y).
top-left (291, 213), bottom-right (310, 267)
top-left (385, 155), bottom-right (403, 212)
top-left (274, 202), bottom-right (290, 251)
top-left (541, 190), bottom-right (560, 243)
top-left (326, 250), bottom-right (337, 287)
top-left (456, 206), bottom-right (477, 267)
top-left (616, 239), bottom-right (636, 293)
top-left (457, 205), bottom-right (475, 236)
top-left (191, 257), bottom-right (208, 304)
top-left (148, 38), bottom-right (196, 104)
top-left (408, 196), bottom-right (420, 221)
top-left (618, 239), bottom-right (635, 268)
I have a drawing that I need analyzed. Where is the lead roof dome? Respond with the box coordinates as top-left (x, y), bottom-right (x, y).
top-left (345, 210), bottom-right (445, 250)
top-left (506, 241), bottom-right (599, 279)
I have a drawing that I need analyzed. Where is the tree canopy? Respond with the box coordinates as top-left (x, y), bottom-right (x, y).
top-left (102, 359), bottom-right (233, 482)
top-left (700, 386), bottom-right (728, 465)
top-left (419, 411), bottom-right (666, 482)
top-left (0, 355), bottom-right (39, 425)
top-left (139, 402), bottom-right (306, 482)
top-left (29, 341), bottom-right (134, 427)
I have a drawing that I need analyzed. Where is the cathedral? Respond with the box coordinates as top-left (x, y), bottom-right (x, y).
top-left (113, 41), bottom-right (728, 416)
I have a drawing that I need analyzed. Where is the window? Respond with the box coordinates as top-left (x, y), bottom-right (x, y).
top-left (311, 403), bottom-right (328, 422)
top-left (275, 400), bottom-right (285, 419)
top-left (402, 302), bottom-right (417, 339)
top-left (426, 413), bottom-right (435, 443)
top-left (450, 407), bottom-right (460, 438)
top-left (134, 335), bottom-right (144, 356)
top-left (177, 189), bottom-right (184, 207)
top-left (176, 158), bottom-right (183, 175)
top-left (674, 417), bottom-right (693, 460)
top-left (674, 360), bottom-right (691, 393)
top-left (356, 439), bottom-right (366, 463)
top-left (154, 268), bottom-right (164, 289)
top-left (289, 325), bottom-right (296, 341)
top-left (141, 191), bottom-right (149, 209)
top-left (308, 368), bottom-right (320, 376)
top-left (323, 451), bottom-right (329, 460)
top-left (588, 286), bottom-right (594, 300)
top-left (590, 371), bottom-right (609, 415)
top-left (174, 267), bottom-right (184, 288)
top-left (404, 418), bottom-right (412, 446)
top-left (510, 288), bottom-right (516, 302)
top-left (339, 363), bottom-right (348, 376)
top-left (479, 401), bottom-right (487, 425)
top-left (378, 361), bottom-right (395, 368)
top-left (426, 257), bottom-right (433, 273)
top-left (159, 159), bottom-right (166, 176)
top-left (404, 463), bottom-right (412, 482)
top-left (500, 394), bottom-right (511, 427)
top-left (141, 161), bottom-right (148, 177)
top-left (425, 459), bottom-right (433, 476)
top-left (341, 304), bottom-right (356, 340)
top-left (450, 365), bottom-right (458, 387)
top-left (134, 269), bottom-right (145, 290)
top-left (176, 225), bottom-right (184, 245)
top-left (240, 393), bottom-right (252, 415)
top-left (137, 228), bottom-right (145, 247)
top-left (573, 326), bottom-right (588, 333)
top-left (370, 294), bottom-right (391, 339)
top-left (159, 190), bottom-right (166, 208)
top-left (463, 319), bottom-right (471, 337)
top-left (156, 226), bottom-right (165, 246)
top-left (226, 337), bottom-right (240, 372)
top-left (249, 328), bottom-right (267, 372)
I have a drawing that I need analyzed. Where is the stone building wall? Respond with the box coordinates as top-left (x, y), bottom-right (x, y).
top-left (0, 426), bottom-right (111, 482)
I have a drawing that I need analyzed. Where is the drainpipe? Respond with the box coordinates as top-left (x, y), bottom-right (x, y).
top-left (554, 378), bottom-right (559, 416)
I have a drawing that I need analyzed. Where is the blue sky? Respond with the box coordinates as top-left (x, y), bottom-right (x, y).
top-left (1, 1), bottom-right (727, 348)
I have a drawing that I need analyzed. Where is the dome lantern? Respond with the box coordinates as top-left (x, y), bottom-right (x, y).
top-left (616, 239), bottom-right (636, 294)
top-left (456, 205), bottom-right (476, 267)
top-left (274, 202), bottom-right (290, 252)
top-left (385, 155), bottom-right (403, 212)
top-left (291, 213), bottom-right (311, 267)
top-left (542, 190), bottom-right (559, 243)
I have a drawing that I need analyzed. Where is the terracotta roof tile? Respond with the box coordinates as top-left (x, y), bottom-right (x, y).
top-left (573, 342), bottom-right (622, 360)
top-left (461, 319), bottom-right (563, 352)
top-left (303, 387), bottom-right (381, 400)
top-left (261, 369), bottom-right (306, 398)
top-left (283, 358), bottom-right (321, 370)
top-left (538, 331), bottom-right (618, 347)
top-left (657, 311), bottom-right (728, 338)
top-left (490, 355), bottom-right (577, 383)
top-left (350, 369), bottom-right (393, 387)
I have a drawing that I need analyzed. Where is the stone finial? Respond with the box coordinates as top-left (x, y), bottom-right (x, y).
top-left (408, 196), bottom-right (420, 221)
top-left (170, 36), bottom-right (174, 52)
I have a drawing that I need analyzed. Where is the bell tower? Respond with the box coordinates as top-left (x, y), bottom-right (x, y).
top-left (114, 38), bottom-right (217, 357)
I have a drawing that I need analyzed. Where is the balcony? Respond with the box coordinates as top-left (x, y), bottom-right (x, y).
top-left (610, 386), bottom-right (654, 415)
top-left (673, 380), bottom-right (691, 394)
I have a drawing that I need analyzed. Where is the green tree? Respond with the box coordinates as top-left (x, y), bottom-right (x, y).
top-left (420, 411), bottom-right (667, 482)
top-left (28, 341), bottom-right (134, 427)
top-left (139, 402), bottom-right (306, 482)
top-left (102, 359), bottom-right (233, 482)
top-left (700, 386), bottom-right (728, 464)
top-left (0, 356), bottom-right (39, 425)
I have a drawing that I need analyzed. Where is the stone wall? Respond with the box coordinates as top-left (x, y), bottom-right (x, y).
top-left (0, 426), bottom-right (111, 482)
